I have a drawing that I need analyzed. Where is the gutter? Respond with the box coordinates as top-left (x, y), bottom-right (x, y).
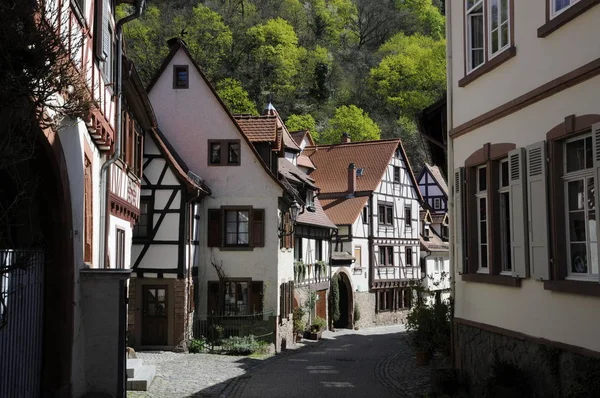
top-left (445, 0), bottom-right (457, 365)
top-left (99, 0), bottom-right (146, 267)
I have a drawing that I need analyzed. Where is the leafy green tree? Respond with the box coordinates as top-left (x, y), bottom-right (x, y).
top-left (285, 114), bottom-right (317, 132)
top-left (319, 105), bottom-right (381, 144)
top-left (216, 78), bottom-right (258, 115)
top-left (306, 0), bottom-right (358, 47)
top-left (370, 33), bottom-right (446, 117)
top-left (172, 4), bottom-right (233, 81)
top-left (395, 0), bottom-right (445, 40)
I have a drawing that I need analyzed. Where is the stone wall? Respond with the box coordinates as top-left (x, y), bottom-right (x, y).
top-left (277, 316), bottom-right (294, 352)
top-left (173, 278), bottom-right (189, 349)
top-left (456, 322), bottom-right (600, 397)
top-left (354, 291), bottom-right (408, 329)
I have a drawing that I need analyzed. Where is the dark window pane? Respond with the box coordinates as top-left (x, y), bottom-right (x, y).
top-left (386, 207), bottom-right (393, 225)
top-left (478, 167), bottom-right (487, 191)
top-left (566, 139), bottom-right (586, 172)
top-left (479, 198), bottom-right (487, 221)
top-left (501, 161), bottom-right (509, 187)
top-left (570, 243), bottom-right (588, 273)
top-left (569, 211), bottom-right (586, 242)
top-left (210, 143), bottom-right (221, 164)
top-left (228, 142), bottom-right (240, 164)
top-left (568, 180), bottom-right (585, 211)
top-left (481, 246), bottom-right (488, 268)
top-left (586, 137), bottom-right (593, 169)
top-left (480, 221), bottom-right (487, 244)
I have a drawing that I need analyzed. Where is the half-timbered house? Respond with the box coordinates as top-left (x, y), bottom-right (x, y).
top-left (418, 164), bottom-right (448, 215)
top-left (0, 1), bottom-right (147, 396)
top-left (146, 38), bottom-right (298, 351)
top-left (302, 134), bottom-right (423, 328)
top-left (129, 127), bottom-right (210, 349)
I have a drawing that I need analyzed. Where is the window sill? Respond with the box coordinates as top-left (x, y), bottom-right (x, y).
top-left (538, 0), bottom-right (600, 37)
top-left (219, 246), bottom-right (255, 252)
top-left (544, 279), bottom-right (600, 297)
top-left (461, 273), bottom-right (521, 287)
top-left (458, 46), bottom-right (517, 88)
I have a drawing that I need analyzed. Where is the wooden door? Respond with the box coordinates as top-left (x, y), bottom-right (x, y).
top-left (142, 286), bottom-right (168, 346)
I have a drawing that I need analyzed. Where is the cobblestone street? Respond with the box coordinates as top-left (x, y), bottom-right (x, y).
top-left (128, 325), bottom-right (431, 397)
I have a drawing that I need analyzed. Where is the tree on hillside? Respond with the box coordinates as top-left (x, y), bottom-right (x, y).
top-left (285, 114), bottom-right (317, 133)
top-left (370, 33), bottom-right (446, 117)
top-left (395, 0), bottom-right (445, 40)
top-left (319, 105), bottom-right (380, 144)
top-left (216, 78), bottom-right (259, 115)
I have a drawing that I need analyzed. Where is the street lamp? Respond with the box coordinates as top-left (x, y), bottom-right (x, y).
top-left (278, 200), bottom-right (302, 237)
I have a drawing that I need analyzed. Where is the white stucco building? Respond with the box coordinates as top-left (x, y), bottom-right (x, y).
top-left (146, 39), bottom-right (298, 351)
top-left (448, 0), bottom-right (600, 394)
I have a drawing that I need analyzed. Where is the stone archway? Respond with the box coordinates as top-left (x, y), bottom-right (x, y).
top-left (37, 127), bottom-right (75, 396)
top-left (333, 271), bottom-right (353, 329)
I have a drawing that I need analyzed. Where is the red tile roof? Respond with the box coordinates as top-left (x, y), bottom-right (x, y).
top-left (297, 197), bottom-right (338, 229)
top-left (297, 155), bottom-right (316, 170)
top-left (319, 196), bottom-right (369, 225)
top-left (234, 115), bottom-right (278, 142)
top-left (290, 130), bottom-right (315, 147)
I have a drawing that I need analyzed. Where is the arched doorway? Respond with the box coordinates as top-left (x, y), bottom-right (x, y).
top-left (0, 125), bottom-right (74, 396)
top-left (333, 272), bottom-right (353, 329)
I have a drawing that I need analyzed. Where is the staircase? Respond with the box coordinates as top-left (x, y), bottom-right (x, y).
top-left (126, 358), bottom-right (156, 391)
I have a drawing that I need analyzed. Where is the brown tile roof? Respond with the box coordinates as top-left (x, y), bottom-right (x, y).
top-left (420, 234), bottom-right (449, 252)
top-left (303, 139), bottom-right (423, 201)
top-left (290, 130), bottom-right (315, 147)
top-left (234, 115), bottom-right (278, 142)
top-left (297, 155), bottom-right (316, 170)
top-left (297, 197), bottom-right (337, 229)
top-left (320, 196), bottom-right (369, 225)
top-left (283, 127), bottom-right (300, 151)
top-left (278, 158), bottom-right (317, 189)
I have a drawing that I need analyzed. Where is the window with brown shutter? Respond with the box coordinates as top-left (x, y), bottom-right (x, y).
top-left (251, 209), bottom-right (264, 247)
top-left (207, 209), bottom-right (222, 247)
top-left (84, 156), bottom-right (93, 264)
top-left (250, 281), bottom-right (263, 313)
top-left (207, 207), bottom-right (265, 249)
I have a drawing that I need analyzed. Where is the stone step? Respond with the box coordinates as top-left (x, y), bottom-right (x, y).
top-left (126, 358), bottom-right (143, 378)
top-left (126, 365), bottom-right (156, 391)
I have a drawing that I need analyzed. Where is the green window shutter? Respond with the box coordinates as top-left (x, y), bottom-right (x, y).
top-left (509, 148), bottom-right (529, 278)
top-left (526, 141), bottom-right (550, 280)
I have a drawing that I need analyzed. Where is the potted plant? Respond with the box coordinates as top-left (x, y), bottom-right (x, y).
top-left (307, 316), bottom-right (326, 340)
top-left (292, 307), bottom-right (305, 343)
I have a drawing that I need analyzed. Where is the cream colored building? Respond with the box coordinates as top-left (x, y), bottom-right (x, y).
top-left (448, 0), bottom-right (600, 394)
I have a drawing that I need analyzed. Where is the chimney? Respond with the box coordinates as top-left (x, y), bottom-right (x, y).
top-left (347, 163), bottom-right (356, 195)
top-left (341, 132), bottom-right (351, 144)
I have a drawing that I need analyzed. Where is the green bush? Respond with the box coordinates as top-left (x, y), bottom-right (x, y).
top-left (293, 307), bottom-right (306, 333)
top-left (353, 303), bottom-right (361, 323)
top-left (311, 316), bottom-right (327, 332)
top-left (188, 338), bottom-right (207, 353)
top-left (221, 335), bottom-right (270, 356)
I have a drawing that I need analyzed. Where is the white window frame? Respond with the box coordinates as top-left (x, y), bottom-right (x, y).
top-left (466, 0), bottom-right (485, 73)
top-left (434, 257), bottom-right (441, 274)
top-left (476, 165), bottom-right (489, 273)
top-left (563, 133), bottom-right (598, 281)
top-left (488, 0), bottom-right (511, 59)
top-left (498, 159), bottom-right (512, 274)
top-left (551, 0), bottom-right (580, 18)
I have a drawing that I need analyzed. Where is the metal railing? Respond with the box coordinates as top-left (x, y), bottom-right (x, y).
top-left (0, 250), bottom-right (45, 398)
top-left (193, 311), bottom-right (276, 344)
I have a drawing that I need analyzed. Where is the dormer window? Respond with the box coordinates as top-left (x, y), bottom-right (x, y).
top-left (306, 190), bottom-right (315, 209)
top-left (423, 223), bottom-right (431, 238)
top-left (173, 65), bottom-right (189, 89)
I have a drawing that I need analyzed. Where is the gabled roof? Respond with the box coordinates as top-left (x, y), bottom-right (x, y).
top-left (149, 128), bottom-right (211, 196)
top-left (420, 163), bottom-right (448, 196)
top-left (278, 158), bottom-right (317, 190)
top-left (303, 139), bottom-right (422, 201)
top-left (297, 155), bottom-right (316, 170)
top-left (291, 130), bottom-right (315, 147)
top-left (431, 213), bottom-right (448, 225)
top-left (420, 234), bottom-right (449, 252)
top-left (297, 197), bottom-right (338, 229)
top-left (145, 38), bottom-right (286, 192)
top-left (234, 115), bottom-right (278, 143)
top-left (420, 210), bottom-right (433, 223)
top-left (320, 196), bottom-right (369, 225)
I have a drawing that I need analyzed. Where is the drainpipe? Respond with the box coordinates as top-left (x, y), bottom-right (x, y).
top-left (368, 193), bottom-right (374, 291)
top-left (99, 0), bottom-right (146, 268)
top-left (445, 0), bottom-right (456, 366)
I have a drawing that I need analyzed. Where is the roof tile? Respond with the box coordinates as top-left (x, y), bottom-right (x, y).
top-left (320, 196), bottom-right (369, 225)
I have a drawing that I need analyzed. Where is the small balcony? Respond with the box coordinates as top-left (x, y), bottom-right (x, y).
top-left (294, 261), bottom-right (330, 287)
